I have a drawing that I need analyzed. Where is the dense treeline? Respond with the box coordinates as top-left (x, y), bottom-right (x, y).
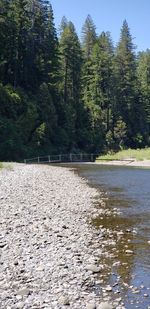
top-left (0, 0), bottom-right (150, 161)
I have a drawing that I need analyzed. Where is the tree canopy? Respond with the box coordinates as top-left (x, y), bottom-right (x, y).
top-left (0, 3), bottom-right (150, 161)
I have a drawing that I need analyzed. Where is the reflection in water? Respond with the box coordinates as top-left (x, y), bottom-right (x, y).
top-left (76, 164), bottom-right (150, 309)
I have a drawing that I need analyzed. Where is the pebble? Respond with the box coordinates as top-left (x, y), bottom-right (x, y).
top-left (59, 296), bottom-right (70, 305)
top-left (86, 264), bottom-right (102, 273)
top-left (0, 163), bottom-right (147, 309)
top-left (17, 288), bottom-right (31, 296)
top-left (97, 302), bottom-right (113, 309)
top-left (125, 250), bottom-right (134, 254)
top-left (86, 303), bottom-right (96, 309)
top-left (16, 302), bottom-right (24, 308)
top-left (105, 286), bottom-right (113, 292)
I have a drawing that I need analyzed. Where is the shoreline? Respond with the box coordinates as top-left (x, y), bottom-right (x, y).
top-left (0, 163), bottom-right (125, 308)
top-left (95, 159), bottom-right (150, 168)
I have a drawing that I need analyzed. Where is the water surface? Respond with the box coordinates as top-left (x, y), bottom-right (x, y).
top-left (76, 164), bottom-right (150, 308)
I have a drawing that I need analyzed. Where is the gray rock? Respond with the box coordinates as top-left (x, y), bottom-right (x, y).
top-left (86, 303), bottom-right (96, 309)
top-left (86, 264), bottom-right (102, 273)
top-left (17, 288), bottom-right (30, 296)
top-left (59, 296), bottom-right (70, 305)
top-left (97, 302), bottom-right (113, 309)
top-left (16, 302), bottom-right (24, 308)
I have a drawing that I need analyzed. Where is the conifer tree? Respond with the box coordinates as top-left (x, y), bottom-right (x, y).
top-left (137, 50), bottom-right (150, 138)
top-left (59, 21), bottom-right (82, 149)
top-left (81, 14), bottom-right (97, 59)
top-left (114, 20), bottom-right (142, 146)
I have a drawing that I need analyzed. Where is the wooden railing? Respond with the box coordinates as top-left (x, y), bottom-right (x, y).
top-left (24, 153), bottom-right (95, 164)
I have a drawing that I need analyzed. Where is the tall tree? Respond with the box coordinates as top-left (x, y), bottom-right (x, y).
top-left (59, 21), bottom-right (83, 149)
top-left (81, 15), bottom-right (97, 59)
top-left (82, 32), bottom-right (114, 152)
top-left (114, 20), bottom-right (142, 146)
top-left (92, 32), bottom-right (114, 131)
top-left (137, 50), bottom-right (150, 139)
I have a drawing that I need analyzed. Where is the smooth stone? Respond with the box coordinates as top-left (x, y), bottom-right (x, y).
top-left (36, 266), bottom-right (44, 271)
top-left (86, 303), bottom-right (96, 309)
top-left (16, 302), bottom-right (24, 308)
top-left (125, 250), bottom-right (133, 254)
top-left (86, 264), bottom-right (102, 273)
top-left (16, 295), bottom-right (22, 300)
top-left (97, 302), bottom-right (113, 309)
top-left (105, 286), bottom-right (113, 292)
top-left (59, 296), bottom-right (70, 305)
top-left (17, 288), bottom-right (30, 296)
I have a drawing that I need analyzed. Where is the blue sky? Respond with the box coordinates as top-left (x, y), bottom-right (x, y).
top-left (50, 0), bottom-right (149, 52)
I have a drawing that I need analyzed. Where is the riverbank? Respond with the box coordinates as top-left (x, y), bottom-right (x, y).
top-left (96, 159), bottom-right (150, 168)
top-left (96, 148), bottom-right (150, 168)
top-left (0, 163), bottom-right (126, 309)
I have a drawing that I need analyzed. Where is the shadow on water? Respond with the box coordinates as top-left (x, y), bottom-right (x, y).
top-left (63, 163), bottom-right (150, 309)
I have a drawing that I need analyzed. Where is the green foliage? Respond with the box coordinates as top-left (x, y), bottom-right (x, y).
top-left (114, 117), bottom-right (127, 149)
top-left (113, 20), bottom-right (145, 148)
top-left (59, 21), bottom-right (83, 150)
top-left (81, 15), bottom-right (97, 59)
top-left (0, 3), bottom-right (150, 161)
top-left (137, 50), bottom-right (150, 135)
top-left (97, 148), bottom-right (150, 161)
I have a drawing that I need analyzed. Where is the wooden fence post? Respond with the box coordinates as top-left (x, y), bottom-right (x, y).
top-left (48, 155), bottom-right (50, 163)
top-left (38, 157), bottom-right (40, 163)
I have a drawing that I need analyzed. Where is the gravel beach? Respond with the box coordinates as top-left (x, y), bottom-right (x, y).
top-left (0, 164), bottom-right (125, 309)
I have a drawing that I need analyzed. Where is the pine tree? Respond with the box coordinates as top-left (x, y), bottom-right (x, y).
top-left (114, 20), bottom-right (142, 146)
top-left (92, 32), bottom-right (114, 131)
top-left (81, 32), bottom-right (114, 152)
top-left (59, 16), bottom-right (68, 36)
top-left (137, 50), bottom-right (150, 138)
top-left (59, 21), bottom-right (83, 149)
top-left (81, 15), bottom-right (97, 59)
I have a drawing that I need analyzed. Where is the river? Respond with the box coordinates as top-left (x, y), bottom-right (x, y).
top-left (75, 164), bottom-right (150, 309)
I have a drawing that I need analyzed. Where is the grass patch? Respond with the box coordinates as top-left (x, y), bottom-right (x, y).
top-left (97, 148), bottom-right (150, 161)
top-left (0, 162), bottom-right (15, 170)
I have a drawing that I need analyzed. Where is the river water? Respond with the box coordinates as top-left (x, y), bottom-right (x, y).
top-left (76, 164), bottom-right (150, 308)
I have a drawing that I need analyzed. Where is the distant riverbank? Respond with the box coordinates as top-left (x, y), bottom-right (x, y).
top-left (96, 148), bottom-right (150, 168)
top-left (96, 159), bottom-right (150, 168)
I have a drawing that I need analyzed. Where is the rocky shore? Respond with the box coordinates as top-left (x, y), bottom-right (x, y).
top-left (0, 164), bottom-right (125, 309)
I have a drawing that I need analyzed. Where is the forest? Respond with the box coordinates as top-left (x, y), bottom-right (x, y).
top-left (0, 0), bottom-right (150, 161)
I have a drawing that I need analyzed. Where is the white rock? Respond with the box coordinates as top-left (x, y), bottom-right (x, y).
top-left (125, 250), bottom-right (133, 254)
top-left (59, 296), bottom-right (70, 305)
top-left (86, 264), bottom-right (102, 273)
top-left (17, 288), bottom-right (30, 296)
top-left (105, 286), bottom-right (113, 292)
top-left (86, 303), bottom-right (96, 309)
top-left (97, 302), bottom-right (113, 309)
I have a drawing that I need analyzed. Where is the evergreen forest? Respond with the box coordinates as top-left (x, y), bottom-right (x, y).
top-left (0, 0), bottom-right (150, 161)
